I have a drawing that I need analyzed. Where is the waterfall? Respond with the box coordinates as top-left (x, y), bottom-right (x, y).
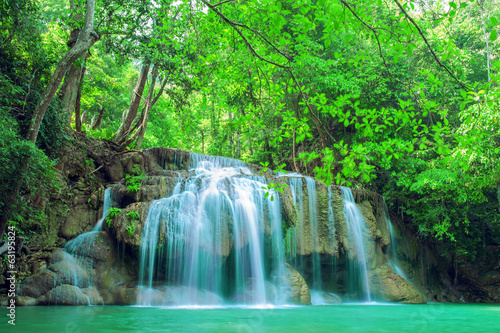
top-left (46, 186), bottom-right (114, 305)
top-left (383, 200), bottom-right (407, 278)
top-left (137, 153), bottom-right (287, 306)
top-left (305, 177), bottom-right (323, 304)
top-left (287, 176), bottom-right (303, 268)
top-left (341, 187), bottom-right (371, 302)
top-left (383, 200), bottom-right (427, 300)
top-left (92, 187), bottom-right (112, 232)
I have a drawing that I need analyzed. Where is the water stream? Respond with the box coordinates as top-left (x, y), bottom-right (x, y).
top-left (341, 187), bottom-right (372, 302)
top-left (137, 154), bottom-right (287, 306)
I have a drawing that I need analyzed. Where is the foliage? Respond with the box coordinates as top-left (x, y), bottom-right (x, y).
top-left (125, 165), bottom-right (146, 193)
top-left (105, 207), bottom-right (122, 228)
top-left (0, 109), bottom-right (59, 238)
top-left (126, 210), bottom-right (140, 237)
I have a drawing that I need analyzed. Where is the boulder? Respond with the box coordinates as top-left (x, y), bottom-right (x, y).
top-left (60, 205), bottom-right (98, 239)
top-left (110, 285), bottom-right (139, 305)
top-left (106, 202), bottom-right (150, 247)
top-left (64, 232), bottom-right (114, 262)
top-left (15, 296), bottom-right (37, 306)
top-left (48, 259), bottom-right (90, 288)
top-left (37, 284), bottom-right (91, 305)
top-left (82, 286), bottom-right (104, 305)
top-left (18, 270), bottom-right (58, 299)
top-left (276, 264), bottom-right (311, 305)
top-left (479, 271), bottom-right (500, 286)
top-left (369, 264), bottom-right (426, 304)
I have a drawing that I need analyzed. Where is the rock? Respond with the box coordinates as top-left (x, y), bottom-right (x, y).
top-left (106, 162), bottom-right (125, 183)
top-left (479, 271), bottom-right (500, 286)
top-left (31, 260), bottom-right (47, 275)
top-left (279, 185), bottom-right (298, 229)
top-left (50, 249), bottom-right (73, 264)
top-left (276, 264), bottom-right (311, 305)
top-left (323, 292), bottom-right (342, 304)
top-left (60, 205), bottom-right (98, 239)
top-left (82, 286), bottom-right (104, 305)
top-left (110, 285), bottom-right (139, 305)
top-left (15, 296), bottom-right (37, 306)
top-left (18, 270), bottom-right (58, 298)
top-left (64, 232), bottom-right (114, 262)
top-left (369, 264), bottom-right (426, 304)
top-left (37, 284), bottom-right (91, 305)
top-left (106, 202), bottom-right (150, 247)
top-left (48, 259), bottom-right (90, 288)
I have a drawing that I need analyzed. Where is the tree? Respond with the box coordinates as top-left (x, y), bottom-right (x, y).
top-left (27, 0), bottom-right (99, 143)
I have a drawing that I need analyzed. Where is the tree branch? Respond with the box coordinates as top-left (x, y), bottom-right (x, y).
top-left (392, 0), bottom-right (470, 90)
top-left (213, 0), bottom-right (237, 7)
top-left (340, 0), bottom-right (393, 77)
top-left (200, 0), bottom-right (290, 69)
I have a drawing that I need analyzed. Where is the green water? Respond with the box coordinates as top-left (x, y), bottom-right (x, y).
top-left (1, 304), bottom-right (499, 332)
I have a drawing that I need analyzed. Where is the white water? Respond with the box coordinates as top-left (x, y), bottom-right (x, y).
top-left (93, 187), bottom-right (112, 232)
top-left (137, 153), bottom-right (287, 306)
top-left (305, 177), bottom-right (322, 294)
top-left (57, 186), bottom-right (113, 305)
top-left (341, 187), bottom-right (371, 302)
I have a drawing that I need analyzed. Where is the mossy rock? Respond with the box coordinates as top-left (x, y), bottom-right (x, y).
top-left (369, 264), bottom-right (426, 304)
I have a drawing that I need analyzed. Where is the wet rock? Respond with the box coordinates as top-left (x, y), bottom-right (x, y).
top-left (318, 291), bottom-right (342, 304)
top-left (48, 259), bottom-right (90, 288)
top-left (82, 286), bottom-right (104, 305)
top-left (276, 264), bottom-right (311, 305)
top-left (37, 284), bottom-right (91, 305)
top-left (106, 202), bottom-right (150, 247)
top-left (65, 231), bottom-right (114, 262)
top-left (60, 205), bottom-right (98, 239)
top-left (18, 270), bottom-right (57, 299)
top-left (369, 264), bottom-right (426, 304)
top-left (31, 260), bottom-right (47, 275)
top-left (15, 296), bottom-right (37, 306)
top-left (279, 185), bottom-right (298, 229)
top-left (110, 285), bottom-right (139, 305)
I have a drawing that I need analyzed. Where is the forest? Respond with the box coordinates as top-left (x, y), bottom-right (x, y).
top-left (1, 0), bottom-right (499, 280)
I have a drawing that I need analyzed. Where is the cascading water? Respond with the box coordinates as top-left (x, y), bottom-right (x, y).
top-left (137, 153), bottom-right (287, 306)
top-left (383, 200), bottom-right (406, 279)
top-left (383, 200), bottom-right (426, 300)
top-left (341, 187), bottom-right (372, 302)
top-left (92, 187), bottom-right (112, 232)
top-left (305, 177), bottom-right (324, 304)
top-left (45, 187), bottom-right (114, 305)
top-left (286, 176), bottom-right (303, 267)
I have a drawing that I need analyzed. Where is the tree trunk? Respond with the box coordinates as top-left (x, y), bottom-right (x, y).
top-left (135, 66), bottom-right (159, 149)
top-left (27, 0), bottom-right (98, 143)
top-left (61, 63), bottom-right (85, 127)
top-left (113, 60), bottom-right (151, 142)
top-left (91, 106), bottom-right (105, 130)
top-left (74, 65), bottom-right (87, 132)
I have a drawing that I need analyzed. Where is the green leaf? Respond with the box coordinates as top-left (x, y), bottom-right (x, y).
top-left (490, 30), bottom-right (497, 41)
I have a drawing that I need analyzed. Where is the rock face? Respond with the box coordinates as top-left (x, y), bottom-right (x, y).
top-left (369, 264), bottom-right (426, 304)
top-left (17, 232), bottom-right (134, 306)
top-left (37, 285), bottom-right (101, 305)
top-left (278, 264), bottom-right (312, 305)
